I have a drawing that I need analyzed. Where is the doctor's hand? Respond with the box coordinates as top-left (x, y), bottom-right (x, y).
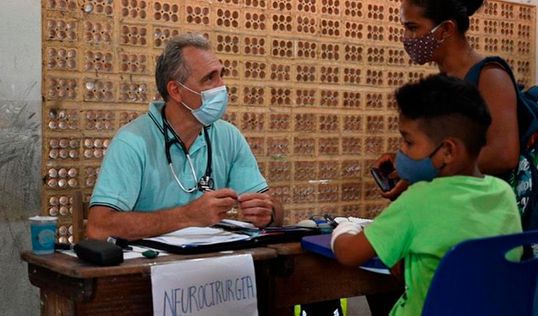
top-left (237, 192), bottom-right (274, 228)
top-left (187, 189), bottom-right (238, 226)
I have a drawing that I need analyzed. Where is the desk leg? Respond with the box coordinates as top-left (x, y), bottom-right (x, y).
top-left (255, 259), bottom-right (277, 316)
top-left (272, 306), bottom-right (295, 316)
top-left (28, 264), bottom-right (92, 315)
top-left (40, 291), bottom-right (75, 316)
top-left (254, 256), bottom-right (298, 316)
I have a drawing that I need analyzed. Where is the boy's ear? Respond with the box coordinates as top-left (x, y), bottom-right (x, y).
top-left (440, 138), bottom-right (459, 164)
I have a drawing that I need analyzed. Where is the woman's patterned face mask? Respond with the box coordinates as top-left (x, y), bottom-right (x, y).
top-left (403, 23), bottom-right (444, 65)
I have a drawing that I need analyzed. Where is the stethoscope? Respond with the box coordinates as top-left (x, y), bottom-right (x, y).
top-left (161, 107), bottom-right (214, 193)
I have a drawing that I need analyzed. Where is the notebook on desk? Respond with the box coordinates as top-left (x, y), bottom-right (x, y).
top-left (301, 234), bottom-right (390, 275)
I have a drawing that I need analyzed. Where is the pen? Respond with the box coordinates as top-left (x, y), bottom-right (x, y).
top-left (200, 186), bottom-right (242, 215)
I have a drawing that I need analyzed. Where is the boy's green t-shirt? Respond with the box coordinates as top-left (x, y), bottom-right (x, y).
top-left (364, 175), bottom-right (522, 316)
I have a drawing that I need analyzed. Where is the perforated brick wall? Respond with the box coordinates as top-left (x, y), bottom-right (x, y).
top-left (41, 0), bottom-right (536, 243)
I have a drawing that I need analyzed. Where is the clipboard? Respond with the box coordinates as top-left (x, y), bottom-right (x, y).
top-left (301, 234), bottom-right (390, 275)
top-left (131, 237), bottom-right (257, 254)
top-left (130, 225), bottom-right (320, 255)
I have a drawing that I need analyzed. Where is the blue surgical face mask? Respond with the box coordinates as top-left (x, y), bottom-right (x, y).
top-left (177, 82), bottom-right (229, 126)
top-left (395, 142), bottom-right (445, 184)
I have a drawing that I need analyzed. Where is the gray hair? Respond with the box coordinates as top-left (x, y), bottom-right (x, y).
top-left (155, 33), bottom-right (211, 101)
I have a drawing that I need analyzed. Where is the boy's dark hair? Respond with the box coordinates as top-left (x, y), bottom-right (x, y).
top-left (409, 0), bottom-right (484, 33)
top-left (395, 74), bottom-right (492, 156)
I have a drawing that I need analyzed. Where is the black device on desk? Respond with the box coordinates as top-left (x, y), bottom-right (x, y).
top-left (74, 239), bottom-right (124, 266)
top-left (370, 162), bottom-right (396, 192)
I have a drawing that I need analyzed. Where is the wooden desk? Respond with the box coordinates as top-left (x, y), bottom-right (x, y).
top-left (268, 243), bottom-right (403, 315)
top-left (22, 243), bottom-right (402, 316)
top-left (21, 248), bottom-right (277, 316)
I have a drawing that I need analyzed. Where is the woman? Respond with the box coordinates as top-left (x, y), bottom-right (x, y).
top-left (377, 0), bottom-right (519, 200)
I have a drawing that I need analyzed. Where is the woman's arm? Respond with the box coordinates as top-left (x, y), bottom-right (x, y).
top-left (477, 65), bottom-right (519, 175)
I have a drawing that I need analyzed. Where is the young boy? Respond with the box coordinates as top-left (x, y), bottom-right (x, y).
top-left (331, 74), bottom-right (522, 316)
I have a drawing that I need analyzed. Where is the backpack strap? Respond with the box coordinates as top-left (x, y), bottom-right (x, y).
top-left (465, 56), bottom-right (538, 149)
top-left (464, 56), bottom-right (517, 87)
top-left (526, 86), bottom-right (538, 103)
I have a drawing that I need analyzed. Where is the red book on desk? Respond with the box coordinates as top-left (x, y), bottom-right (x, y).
top-left (301, 234), bottom-right (390, 275)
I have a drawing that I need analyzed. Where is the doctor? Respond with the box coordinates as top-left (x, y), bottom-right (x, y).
top-left (87, 33), bottom-right (283, 240)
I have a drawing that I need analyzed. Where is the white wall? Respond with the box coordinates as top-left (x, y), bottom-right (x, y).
top-left (0, 0), bottom-right (42, 101)
top-left (0, 0), bottom-right (42, 315)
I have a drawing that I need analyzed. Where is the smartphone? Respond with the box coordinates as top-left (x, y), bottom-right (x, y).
top-left (370, 167), bottom-right (396, 192)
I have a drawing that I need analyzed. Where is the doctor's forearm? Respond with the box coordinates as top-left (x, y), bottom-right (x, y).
top-left (87, 205), bottom-right (195, 240)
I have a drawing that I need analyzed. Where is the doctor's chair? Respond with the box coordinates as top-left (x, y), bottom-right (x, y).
top-left (71, 191), bottom-right (90, 244)
top-left (422, 230), bottom-right (538, 316)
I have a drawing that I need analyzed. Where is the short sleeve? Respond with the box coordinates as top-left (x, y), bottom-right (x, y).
top-left (89, 134), bottom-right (144, 211)
top-left (226, 132), bottom-right (268, 194)
top-left (364, 199), bottom-right (415, 268)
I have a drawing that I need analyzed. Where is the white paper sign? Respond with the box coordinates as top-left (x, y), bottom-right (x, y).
top-left (151, 254), bottom-right (258, 316)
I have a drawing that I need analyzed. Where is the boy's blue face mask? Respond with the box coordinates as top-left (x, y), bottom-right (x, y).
top-left (177, 82), bottom-right (228, 126)
top-left (395, 142), bottom-right (445, 184)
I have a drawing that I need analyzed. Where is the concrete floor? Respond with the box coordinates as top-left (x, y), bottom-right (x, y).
top-left (347, 296), bottom-right (372, 316)
top-left (298, 297), bottom-right (371, 316)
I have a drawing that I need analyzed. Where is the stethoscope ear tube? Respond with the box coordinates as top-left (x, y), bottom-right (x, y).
top-left (163, 130), bottom-right (173, 164)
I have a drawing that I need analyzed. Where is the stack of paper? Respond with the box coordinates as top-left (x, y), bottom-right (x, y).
top-left (147, 227), bottom-right (250, 246)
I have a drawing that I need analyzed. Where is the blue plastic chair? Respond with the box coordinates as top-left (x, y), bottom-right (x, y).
top-left (422, 230), bottom-right (538, 316)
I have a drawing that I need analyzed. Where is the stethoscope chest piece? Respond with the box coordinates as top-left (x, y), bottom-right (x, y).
top-left (197, 175), bottom-right (214, 192)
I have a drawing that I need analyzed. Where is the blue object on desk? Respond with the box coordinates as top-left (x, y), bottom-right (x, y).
top-left (301, 234), bottom-right (337, 259)
top-left (301, 234), bottom-right (390, 275)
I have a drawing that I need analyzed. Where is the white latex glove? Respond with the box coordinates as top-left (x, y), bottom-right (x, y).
top-left (330, 221), bottom-right (363, 251)
top-left (333, 217), bottom-right (349, 224)
top-left (348, 217), bottom-right (373, 227)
